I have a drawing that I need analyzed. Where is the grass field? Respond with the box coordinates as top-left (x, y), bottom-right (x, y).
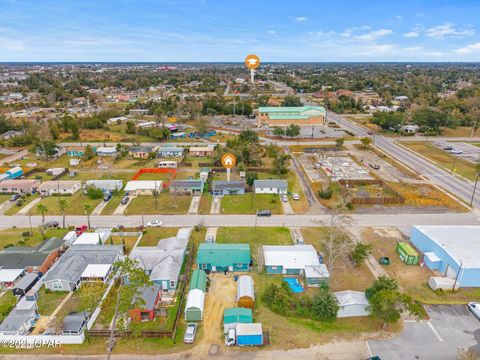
top-left (0, 194), bottom-right (10, 205)
top-left (198, 194), bottom-right (212, 214)
top-left (109, 235), bottom-right (138, 254)
top-left (61, 170), bottom-right (135, 182)
top-left (127, 193), bottom-right (191, 215)
top-left (4, 193), bottom-right (39, 215)
top-left (440, 126), bottom-right (480, 138)
top-left (286, 172), bottom-right (309, 213)
top-left (138, 227), bottom-right (179, 246)
top-left (101, 193), bottom-right (123, 215)
top-left (36, 287), bottom-right (70, 316)
top-left (0, 292), bottom-right (17, 323)
top-left (32, 192), bottom-right (103, 215)
top-left (401, 141), bottom-right (477, 181)
top-left (0, 227), bottom-right (68, 250)
top-left (220, 193), bottom-right (283, 214)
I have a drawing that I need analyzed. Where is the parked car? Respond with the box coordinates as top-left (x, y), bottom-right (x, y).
top-left (75, 224), bottom-right (88, 236)
top-left (44, 221), bottom-right (59, 229)
top-left (16, 199), bottom-right (24, 207)
top-left (443, 145), bottom-right (453, 151)
top-left (120, 196), bottom-right (129, 205)
top-left (281, 194), bottom-right (288, 202)
top-left (146, 219), bottom-right (163, 227)
top-left (103, 193), bottom-right (112, 202)
top-left (257, 209), bottom-right (272, 217)
top-left (450, 148), bottom-right (463, 154)
top-left (183, 323), bottom-right (197, 344)
top-left (467, 302), bottom-right (480, 320)
top-left (369, 163), bottom-right (380, 170)
top-left (292, 193), bottom-right (300, 201)
top-left (9, 194), bottom-right (20, 201)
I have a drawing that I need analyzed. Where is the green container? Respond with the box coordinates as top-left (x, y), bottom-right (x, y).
top-left (396, 242), bottom-right (419, 265)
top-left (379, 257), bottom-right (390, 265)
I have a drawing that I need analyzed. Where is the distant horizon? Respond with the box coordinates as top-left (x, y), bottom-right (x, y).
top-left (1, 61), bottom-right (480, 65)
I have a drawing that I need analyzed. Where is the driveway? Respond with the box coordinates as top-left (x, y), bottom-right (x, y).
top-left (368, 305), bottom-right (480, 359)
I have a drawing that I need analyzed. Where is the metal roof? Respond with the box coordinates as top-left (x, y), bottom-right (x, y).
top-left (0, 269), bottom-right (24, 282)
top-left (253, 179), bottom-right (288, 189)
top-left (223, 307), bottom-right (252, 324)
top-left (13, 273), bottom-right (38, 291)
top-left (62, 312), bottom-right (89, 332)
top-left (0, 308), bottom-right (35, 334)
top-left (334, 290), bottom-right (369, 307)
top-left (237, 275), bottom-right (254, 300)
top-left (263, 245), bottom-right (320, 270)
top-left (132, 284), bottom-right (160, 310)
top-left (212, 180), bottom-right (246, 190)
top-left (185, 288), bottom-right (205, 310)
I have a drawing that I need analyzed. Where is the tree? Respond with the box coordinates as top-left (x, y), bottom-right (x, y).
top-left (107, 257), bottom-right (151, 357)
top-left (360, 137), bottom-right (372, 149)
top-left (49, 122), bottom-right (60, 140)
top-left (371, 112), bottom-right (403, 131)
top-left (83, 204), bottom-right (92, 228)
top-left (273, 127), bottom-right (285, 136)
top-left (34, 140), bottom-right (58, 161)
top-left (86, 186), bottom-right (103, 200)
top-left (238, 130), bottom-right (259, 144)
top-left (273, 154), bottom-right (291, 176)
top-left (368, 289), bottom-right (402, 325)
top-left (335, 137), bottom-right (345, 148)
top-left (412, 108), bottom-right (450, 132)
top-left (58, 199), bottom-right (68, 228)
top-left (311, 285), bottom-right (339, 322)
top-left (285, 124), bottom-right (301, 138)
top-left (125, 121), bottom-right (136, 134)
top-left (70, 121), bottom-right (80, 140)
top-left (83, 145), bottom-right (95, 160)
top-left (366, 275), bottom-right (398, 299)
top-left (36, 204), bottom-right (48, 227)
top-left (281, 96), bottom-right (303, 107)
top-left (350, 242), bottom-right (372, 266)
top-left (246, 172), bottom-right (258, 187)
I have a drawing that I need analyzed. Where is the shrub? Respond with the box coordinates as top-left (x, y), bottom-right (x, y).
top-left (318, 188), bottom-right (333, 199)
top-left (86, 186), bottom-right (103, 200)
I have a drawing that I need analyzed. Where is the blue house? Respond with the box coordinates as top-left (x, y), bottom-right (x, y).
top-left (6, 166), bottom-right (23, 179)
top-left (410, 225), bottom-right (480, 288)
top-left (157, 146), bottom-right (184, 158)
top-left (212, 180), bottom-right (246, 196)
top-left (196, 243), bottom-right (250, 272)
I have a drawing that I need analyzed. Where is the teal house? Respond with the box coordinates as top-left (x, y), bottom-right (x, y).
top-left (66, 146), bottom-right (96, 157)
top-left (223, 307), bottom-right (253, 333)
top-left (196, 243), bottom-right (250, 272)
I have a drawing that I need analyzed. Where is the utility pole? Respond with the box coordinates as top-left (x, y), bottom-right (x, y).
top-left (470, 169), bottom-right (479, 207)
top-left (450, 157), bottom-right (458, 174)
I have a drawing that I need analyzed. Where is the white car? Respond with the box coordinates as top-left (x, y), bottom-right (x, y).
top-left (183, 323), bottom-right (197, 344)
top-left (292, 193), bottom-right (300, 201)
top-left (146, 220), bottom-right (163, 227)
top-left (450, 148), bottom-right (463, 154)
top-left (467, 302), bottom-right (480, 320)
top-left (281, 194), bottom-right (288, 202)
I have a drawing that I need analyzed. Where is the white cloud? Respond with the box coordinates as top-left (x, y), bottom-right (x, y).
top-left (0, 37), bottom-right (25, 51)
top-left (355, 29), bottom-right (393, 41)
top-left (404, 46), bottom-right (422, 51)
top-left (340, 25), bottom-right (371, 37)
top-left (357, 43), bottom-right (395, 55)
top-left (395, 15), bottom-right (402, 20)
top-left (309, 30), bottom-right (336, 37)
top-left (294, 16), bottom-right (308, 22)
top-left (454, 42), bottom-right (480, 54)
top-left (426, 23), bottom-right (474, 39)
top-left (267, 30), bottom-right (277, 35)
top-left (404, 31), bottom-right (419, 38)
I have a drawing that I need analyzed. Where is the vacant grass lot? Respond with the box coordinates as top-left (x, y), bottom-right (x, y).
top-left (32, 192), bottom-right (103, 215)
top-left (61, 170), bottom-right (135, 182)
top-left (286, 171), bottom-right (309, 213)
top-left (220, 193), bottom-right (283, 214)
top-left (127, 193), bottom-right (191, 215)
top-left (198, 194), bottom-right (212, 214)
top-left (0, 227), bottom-right (68, 250)
top-left (363, 227), bottom-right (480, 304)
top-left (401, 141), bottom-right (477, 181)
top-left (36, 287), bottom-right (69, 316)
top-left (138, 227), bottom-right (179, 246)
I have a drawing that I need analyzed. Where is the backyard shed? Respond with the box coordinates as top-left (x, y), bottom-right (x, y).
top-left (62, 312), bottom-right (89, 335)
top-left (223, 307), bottom-right (253, 333)
top-left (189, 269), bottom-right (207, 292)
top-left (304, 264), bottom-right (330, 286)
top-left (237, 275), bottom-right (255, 309)
top-left (12, 273), bottom-right (39, 297)
top-left (129, 284), bottom-right (161, 322)
top-left (6, 166), bottom-right (23, 179)
top-left (196, 243), bottom-right (251, 272)
top-left (334, 290), bottom-right (370, 318)
top-left (396, 242), bottom-right (420, 265)
top-left (428, 276), bottom-right (457, 291)
top-left (185, 288), bottom-right (205, 321)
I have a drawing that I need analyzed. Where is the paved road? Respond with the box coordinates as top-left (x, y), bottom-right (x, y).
top-left (0, 212), bottom-right (478, 229)
top-left (369, 305), bottom-right (480, 359)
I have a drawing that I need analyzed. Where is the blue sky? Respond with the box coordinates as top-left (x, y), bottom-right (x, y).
top-left (1, 0), bottom-right (480, 62)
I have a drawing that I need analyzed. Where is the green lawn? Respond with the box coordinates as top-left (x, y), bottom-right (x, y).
top-left (127, 192), bottom-right (191, 215)
top-left (0, 195), bottom-right (10, 205)
top-left (401, 141), bottom-right (478, 181)
top-left (32, 192), bottom-right (103, 215)
top-left (138, 227), bottom-right (179, 246)
top-left (471, 142), bottom-right (480, 148)
top-left (286, 171), bottom-right (309, 214)
top-left (101, 193), bottom-right (123, 215)
top-left (135, 172), bottom-right (174, 181)
top-left (36, 287), bottom-right (70, 316)
top-left (61, 171), bottom-right (135, 182)
top-left (0, 292), bottom-right (17, 323)
top-left (109, 235), bottom-right (138, 254)
top-left (198, 194), bottom-right (212, 215)
top-left (216, 226), bottom-right (292, 260)
top-left (4, 193), bottom-right (39, 215)
top-left (220, 193), bottom-right (283, 214)
top-left (0, 227), bottom-right (68, 250)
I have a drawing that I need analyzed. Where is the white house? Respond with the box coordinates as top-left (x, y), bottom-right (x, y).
top-left (334, 290), bottom-right (370, 318)
top-left (73, 230), bottom-right (110, 245)
top-left (124, 181), bottom-right (163, 195)
top-left (85, 180), bottom-right (123, 192)
top-left (37, 181), bottom-right (81, 196)
top-left (253, 179), bottom-right (288, 195)
top-left (96, 147), bottom-right (117, 157)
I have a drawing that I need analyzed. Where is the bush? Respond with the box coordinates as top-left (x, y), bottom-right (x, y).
top-left (318, 188), bottom-right (333, 199)
top-left (86, 186), bottom-right (103, 200)
top-left (21, 231), bottom-right (31, 237)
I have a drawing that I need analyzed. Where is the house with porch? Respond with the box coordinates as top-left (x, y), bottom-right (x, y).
top-left (196, 243), bottom-right (250, 272)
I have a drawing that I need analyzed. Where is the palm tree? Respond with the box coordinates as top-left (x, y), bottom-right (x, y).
top-left (58, 199), bottom-right (68, 229)
top-left (83, 204), bottom-right (92, 228)
top-left (36, 204), bottom-right (48, 226)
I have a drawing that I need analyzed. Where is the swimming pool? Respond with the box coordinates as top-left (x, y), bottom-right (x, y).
top-left (283, 277), bottom-right (304, 293)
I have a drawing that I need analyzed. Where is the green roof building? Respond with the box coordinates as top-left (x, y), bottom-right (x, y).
top-left (196, 243), bottom-right (250, 272)
top-left (189, 269), bottom-right (207, 292)
top-left (258, 106), bottom-right (326, 127)
top-left (223, 307), bottom-right (253, 333)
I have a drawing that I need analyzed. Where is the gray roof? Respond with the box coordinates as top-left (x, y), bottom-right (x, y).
top-left (129, 146), bottom-right (154, 153)
top-left (13, 273), bottom-right (38, 291)
top-left (212, 180), bottom-right (246, 190)
top-left (133, 285), bottom-right (161, 310)
top-left (172, 180), bottom-right (204, 189)
top-left (253, 179), bottom-right (288, 189)
top-left (0, 308), bottom-right (35, 334)
top-left (0, 238), bottom-right (65, 270)
top-left (62, 312), bottom-right (89, 332)
top-left (43, 245), bottom-right (123, 284)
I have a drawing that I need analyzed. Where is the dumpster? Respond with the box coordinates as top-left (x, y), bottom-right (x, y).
top-left (379, 257), bottom-right (390, 265)
top-left (396, 242), bottom-right (419, 265)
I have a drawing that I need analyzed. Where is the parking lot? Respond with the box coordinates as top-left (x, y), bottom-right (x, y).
top-left (368, 305), bottom-right (480, 359)
top-left (435, 141), bottom-right (480, 163)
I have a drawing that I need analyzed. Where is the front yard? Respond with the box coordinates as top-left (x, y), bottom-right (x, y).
top-left (220, 193), bottom-right (283, 214)
top-left (32, 192), bottom-right (103, 215)
top-left (126, 192), bottom-right (191, 215)
top-left (0, 227), bottom-right (68, 250)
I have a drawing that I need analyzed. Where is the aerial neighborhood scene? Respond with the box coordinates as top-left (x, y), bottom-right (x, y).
top-left (1, 1), bottom-right (480, 359)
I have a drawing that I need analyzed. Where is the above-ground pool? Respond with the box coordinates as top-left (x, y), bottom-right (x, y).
top-left (283, 277), bottom-right (304, 293)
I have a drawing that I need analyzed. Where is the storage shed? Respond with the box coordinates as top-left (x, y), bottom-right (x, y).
top-left (189, 269), bottom-right (207, 292)
top-left (196, 243), bottom-right (251, 272)
top-left (334, 290), bottom-right (370, 318)
top-left (237, 275), bottom-right (255, 309)
top-left (223, 307), bottom-right (253, 333)
top-left (12, 273), bottom-right (39, 297)
top-left (304, 264), bottom-right (330, 286)
top-left (185, 288), bottom-right (205, 321)
top-left (396, 242), bottom-right (419, 265)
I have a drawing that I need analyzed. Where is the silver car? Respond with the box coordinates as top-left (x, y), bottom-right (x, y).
top-left (468, 302), bottom-right (480, 320)
top-left (184, 323), bottom-right (197, 344)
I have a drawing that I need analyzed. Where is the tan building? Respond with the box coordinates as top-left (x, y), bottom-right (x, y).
top-left (257, 106), bottom-right (326, 127)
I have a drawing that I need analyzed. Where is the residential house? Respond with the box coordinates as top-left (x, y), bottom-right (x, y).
top-left (253, 179), bottom-right (288, 194)
top-left (73, 230), bottom-right (111, 245)
top-left (0, 308), bottom-right (36, 335)
top-left (0, 130), bottom-right (23, 140)
top-left (189, 145), bottom-right (215, 157)
top-left (170, 180), bottom-right (204, 195)
top-left (85, 180), bottom-right (123, 192)
top-left (128, 146), bottom-right (157, 159)
top-left (37, 181), bottom-right (81, 196)
top-left (124, 181), bottom-right (163, 195)
top-left (257, 106), bottom-right (326, 127)
top-left (157, 146), bottom-right (184, 158)
top-left (106, 116), bottom-right (129, 125)
top-left (0, 180), bottom-right (40, 194)
top-left (62, 312), bottom-right (89, 335)
top-left (334, 290), bottom-right (370, 318)
top-left (212, 180), bottom-right (246, 196)
top-left (12, 273), bottom-right (39, 297)
top-left (129, 285), bottom-right (161, 322)
top-left (196, 243), bottom-right (251, 272)
top-left (96, 147), bottom-right (117, 157)
top-left (43, 245), bottom-right (123, 292)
